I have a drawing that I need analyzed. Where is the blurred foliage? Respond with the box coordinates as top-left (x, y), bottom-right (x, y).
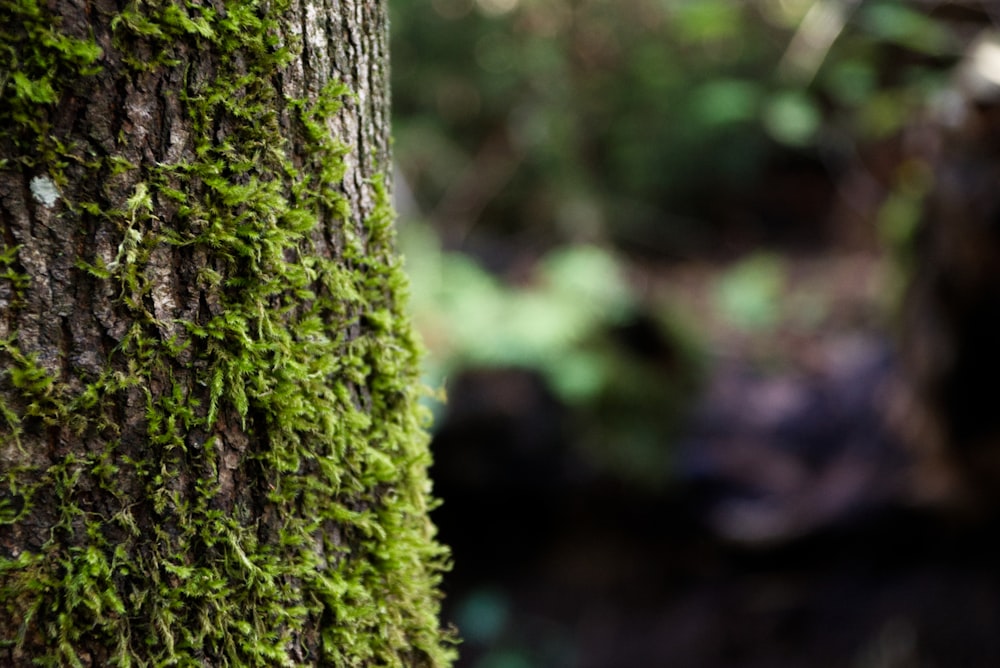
top-left (401, 221), bottom-right (702, 486)
top-left (402, 222), bottom-right (631, 397)
top-left (451, 585), bottom-right (576, 668)
top-left (390, 4), bottom-right (993, 665)
top-left (715, 252), bottom-right (786, 330)
top-left (391, 0), bottom-right (976, 488)
top-left (391, 0), bottom-right (964, 257)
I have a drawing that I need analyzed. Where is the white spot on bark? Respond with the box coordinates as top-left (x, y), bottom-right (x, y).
top-left (166, 125), bottom-right (189, 163)
top-left (148, 244), bottom-right (180, 342)
top-left (29, 176), bottom-right (59, 208)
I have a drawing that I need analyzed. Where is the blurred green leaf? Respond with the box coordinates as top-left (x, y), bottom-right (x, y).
top-left (691, 79), bottom-right (761, 126)
top-left (715, 254), bottom-right (785, 330)
top-left (541, 245), bottom-right (633, 317)
top-left (762, 90), bottom-right (821, 146)
top-left (860, 2), bottom-right (952, 56)
top-left (671, 0), bottom-right (742, 43)
top-left (547, 350), bottom-right (606, 404)
top-left (824, 59), bottom-right (877, 106)
top-left (878, 191), bottom-right (923, 248)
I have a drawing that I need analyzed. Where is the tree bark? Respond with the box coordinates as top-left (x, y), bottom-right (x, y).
top-left (0, 0), bottom-right (453, 665)
top-left (898, 69), bottom-right (1000, 512)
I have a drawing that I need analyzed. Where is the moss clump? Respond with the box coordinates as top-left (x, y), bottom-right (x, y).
top-left (0, 0), bottom-right (455, 665)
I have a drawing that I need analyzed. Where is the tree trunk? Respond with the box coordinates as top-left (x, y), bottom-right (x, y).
top-left (898, 47), bottom-right (1000, 512)
top-left (0, 0), bottom-right (454, 665)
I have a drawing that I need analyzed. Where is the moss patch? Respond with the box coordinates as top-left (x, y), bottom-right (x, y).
top-left (0, 0), bottom-right (455, 665)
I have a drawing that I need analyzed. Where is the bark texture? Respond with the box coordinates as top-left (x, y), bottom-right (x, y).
top-left (0, 0), bottom-right (453, 665)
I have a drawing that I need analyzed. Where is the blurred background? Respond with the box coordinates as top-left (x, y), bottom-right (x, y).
top-left (390, 1), bottom-right (1000, 666)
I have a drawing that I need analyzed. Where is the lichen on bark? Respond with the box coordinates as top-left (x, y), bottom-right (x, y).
top-left (0, 0), bottom-right (455, 665)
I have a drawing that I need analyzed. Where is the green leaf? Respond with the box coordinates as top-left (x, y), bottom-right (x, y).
top-left (762, 90), bottom-right (821, 146)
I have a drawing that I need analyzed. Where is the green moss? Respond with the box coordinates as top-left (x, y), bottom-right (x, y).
top-left (0, 0), bottom-right (102, 168)
top-left (0, 0), bottom-right (454, 665)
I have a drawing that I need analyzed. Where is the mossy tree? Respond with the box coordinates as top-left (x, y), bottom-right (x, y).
top-left (0, 0), bottom-right (454, 664)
